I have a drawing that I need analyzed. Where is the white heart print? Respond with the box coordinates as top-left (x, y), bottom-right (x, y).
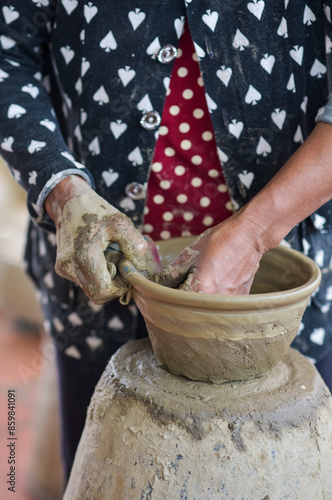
top-left (2, 6), bottom-right (20, 24)
top-left (271, 109), bottom-right (286, 130)
top-left (239, 170), bottom-right (254, 189)
top-left (62, 0), bottom-right (78, 15)
top-left (228, 120), bottom-right (244, 138)
top-left (84, 3), bottom-right (98, 24)
top-left (88, 136), bottom-right (100, 155)
top-left (128, 146), bottom-right (143, 166)
top-left (256, 136), bottom-right (271, 156)
top-left (0, 69), bottom-right (9, 82)
top-left (245, 85), bottom-right (262, 105)
top-left (21, 84), bottom-right (39, 99)
top-left (1, 136), bottom-right (14, 152)
top-left (102, 169), bottom-right (119, 187)
top-left (60, 45), bottom-right (75, 64)
top-left (260, 54), bottom-right (275, 74)
top-left (118, 66), bottom-right (136, 87)
top-left (110, 120), bottom-right (128, 140)
top-left (232, 30), bottom-right (249, 51)
top-left (303, 5), bottom-right (316, 25)
top-left (28, 140), bottom-right (46, 154)
top-left (289, 46), bottom-right (303, 65)
top-left (8, 104), bottom-right (26, 119)
top-left (216, 66), bottom-right (232, 87)
top-left (128, 9), bottom-right (146, 30)
top-left (247, 0), bottom-right (265, 20)
top-left (93, 86), bottom-right (109, 105)
top-left (100, 31), bottom-right (117, 52)
top-left (310, 59), bottom-right (327, 78)
top-left (202, 10), bottom-right (219, 32)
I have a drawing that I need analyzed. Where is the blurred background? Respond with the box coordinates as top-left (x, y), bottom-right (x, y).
top-left (0, 158), bottom-right (63, 500)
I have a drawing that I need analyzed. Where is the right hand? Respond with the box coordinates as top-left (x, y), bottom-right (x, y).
top-left (45, 175), bottom-right (161, 304)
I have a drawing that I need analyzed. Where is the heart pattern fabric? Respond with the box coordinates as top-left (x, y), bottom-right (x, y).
top-left (0, 0), bottom-right (332, 363)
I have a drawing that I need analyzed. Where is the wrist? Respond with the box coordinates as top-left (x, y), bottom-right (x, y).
top-left (44, 175), bottom-right (91, 224)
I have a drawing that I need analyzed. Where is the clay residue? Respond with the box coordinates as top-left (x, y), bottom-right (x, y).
top-left (100, 339), bottom-right (331, 446)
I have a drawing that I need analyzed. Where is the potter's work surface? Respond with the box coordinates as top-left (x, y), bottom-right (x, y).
top-left (64, 339), bottom-right (332, 500)
top-left (107, 339), bottom-right (328, 428)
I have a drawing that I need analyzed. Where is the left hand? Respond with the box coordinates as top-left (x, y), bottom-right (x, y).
top-left (155, 211), bottom-right (268, 295)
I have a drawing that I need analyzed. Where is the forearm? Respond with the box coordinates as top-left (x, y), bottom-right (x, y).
top-left (239, 121), bottom-right (332, 250)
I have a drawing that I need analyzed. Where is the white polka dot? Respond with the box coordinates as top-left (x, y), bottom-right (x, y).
top-left (163, 211), bottom-right (174, 221)
top-left (177, 66), bottom-right (188, 77)
top-left (166, 87), bottom-right (171, 96)
top-left (183, 211), bottom-right (194, 221)
top-left (144, 224), bottom-right (153, 233)
top-left (192, 52), bottom-right (199, 62)
top-left (197, 76), bottom-right (204, 87)
top-left (169, 105), bottom-right (180, 116)
top-left (182, 89), bottom-right (194, 100)
top-left (174, 165), bottom-right (185, 176)
top-left (191, 155), bottom-right (202, 165)
top-left (152, 162), bottom-right (163, 173)
top-left (193, 108), bottom-right (204, 119)
top-left (226, 201), bottom-right (234, 211)
top-left (160, 230), bottom-right (171, 240)
top-left (200, 197), bottom-right (211, 207)
top-left (208, 169), bottom-right (219, 178)
top-left (144, 206), bottom-right (149, 215)
top-left (177, 48), bottom-right (183, 58)
top-left (202, 131), bottom-right (213, 141)
top-left (177, 194), bottom-right (188, 204)
top-left (159, 126), bottom-right (168, 136)
top-left (160, 180), bottom-right (171, 190)
top-left (179, 122), bottom-right (190, 133)
top-left (218, 184), bottom-right (228, 193)
top-left (153, 194), bottom-right (165, 204)
top-left (165, 147), bottom-right (175, 157)
top-left (191, 177), bottom-right (202, 187)
top-left (180, 139), bottom-right (192, 150)
top-left (181, 230), bottom-right (192, 237)
top-left (203, 216), bottom-right (214, 226)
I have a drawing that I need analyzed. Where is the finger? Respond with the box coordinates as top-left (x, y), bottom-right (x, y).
top-left (155, 246), bottom-right (199, 288)
top-left (76, 245), bottom-right (128, 304)
top-left (108, 218), bottom-right (161, 275)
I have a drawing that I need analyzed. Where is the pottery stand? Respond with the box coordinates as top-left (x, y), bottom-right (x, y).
top-left (64, 339), bottom-right (332, 500)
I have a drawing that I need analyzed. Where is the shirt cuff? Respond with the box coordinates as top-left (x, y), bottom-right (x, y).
top-left (316, 93), bottom-right (332, 124)
top-left (33, 165), bottom-right (94, 232)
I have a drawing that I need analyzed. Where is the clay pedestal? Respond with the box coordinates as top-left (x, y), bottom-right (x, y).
top-left (64, 339), bottom-right (332, 500)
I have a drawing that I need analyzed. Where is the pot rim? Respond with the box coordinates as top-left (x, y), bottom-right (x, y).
top-left (119, 244), bottom-right (321, 311)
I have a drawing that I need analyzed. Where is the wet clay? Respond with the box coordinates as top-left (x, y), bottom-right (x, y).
top-left (53, 189), bottom-right (160, 304)
top-left (120, 238), bottom-right (321, 382)
top-left (64, 339), bottom-right (332, 499)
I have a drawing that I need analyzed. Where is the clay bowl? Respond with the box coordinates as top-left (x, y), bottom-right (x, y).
top-left (120, 237), bottom-right (321, 383)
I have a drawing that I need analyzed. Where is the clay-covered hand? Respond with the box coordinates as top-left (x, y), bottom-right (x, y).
top-left (45, 176), bottom-right (161, 304)
top-left (155, 211), bottom-right (268, 295)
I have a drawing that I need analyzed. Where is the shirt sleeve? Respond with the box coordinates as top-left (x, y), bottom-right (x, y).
top-left (0, 1), bottom-right (94, 232)
top-left (316, 2), bottom-right (332, 124)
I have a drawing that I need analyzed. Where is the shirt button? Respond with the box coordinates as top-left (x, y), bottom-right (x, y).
top-left (140, 110), bottom-right (161, 130)
top-left (125, 182), bottom-right (146, 200)
top-left (157, 44), bottom-right (178, 64)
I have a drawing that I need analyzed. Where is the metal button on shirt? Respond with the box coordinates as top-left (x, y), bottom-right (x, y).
top-left (140, 110), bottom-right (161, 130)
top-left (157, 44), bottom-right (178, 64)
top-left (125, 182), bottom-right (146, 200)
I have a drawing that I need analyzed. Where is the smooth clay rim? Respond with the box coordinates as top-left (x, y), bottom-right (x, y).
top-left (119, 238), bottom-right (321, 311)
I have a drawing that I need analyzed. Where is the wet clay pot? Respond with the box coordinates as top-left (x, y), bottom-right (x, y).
top-left (64, 339), bottom-right (332, 499)
top-left (120, 238), bottom-right (321, 383)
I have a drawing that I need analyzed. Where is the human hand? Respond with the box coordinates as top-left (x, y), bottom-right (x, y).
top-left (45, 176), bottom-right (161, 304)
top-left (155, 211), bottom-right (268, 295)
